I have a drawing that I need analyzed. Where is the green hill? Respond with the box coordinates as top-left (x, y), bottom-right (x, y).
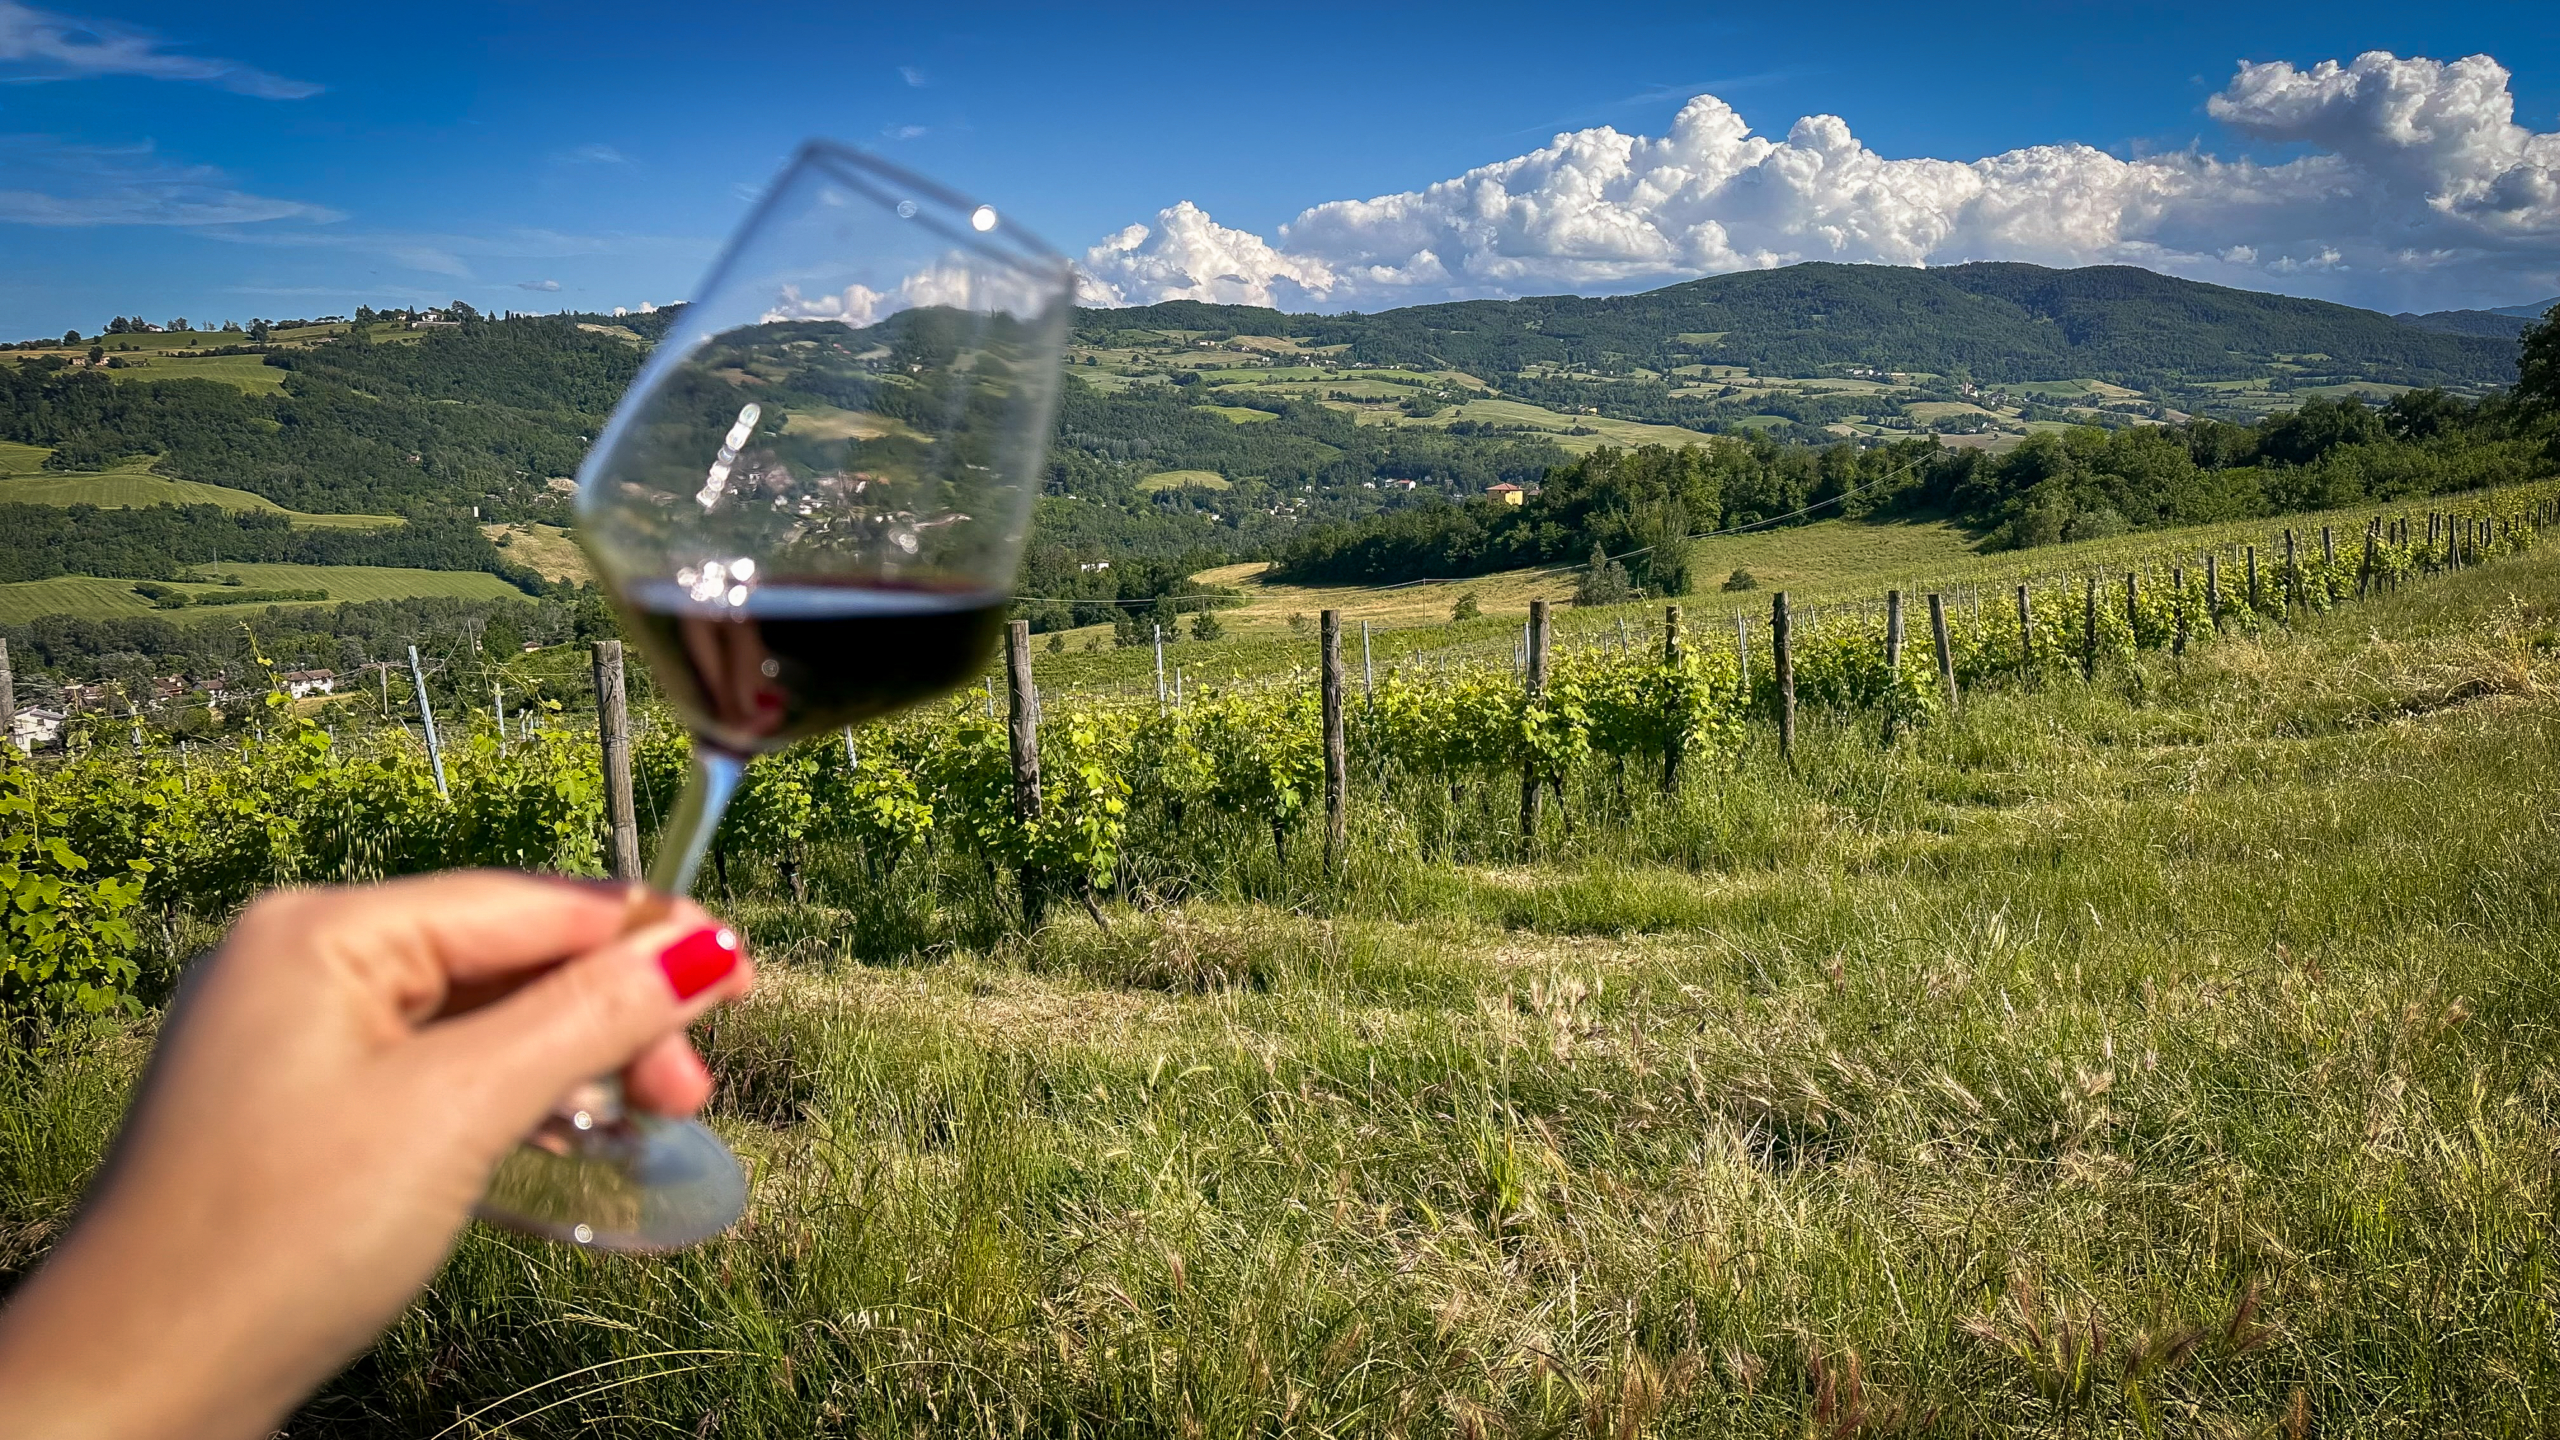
top-left (1088, 262), bottom-right (2520, 395)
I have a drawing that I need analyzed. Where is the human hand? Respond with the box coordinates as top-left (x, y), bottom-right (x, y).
top-left (0, 871), bottom-right (754, 1440)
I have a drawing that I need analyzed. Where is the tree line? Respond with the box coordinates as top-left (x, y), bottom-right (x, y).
top-left (1270, 374), bottom-right (2560, 590)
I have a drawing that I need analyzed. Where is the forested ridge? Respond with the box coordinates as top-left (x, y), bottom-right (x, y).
top-left (1085, 263), bottom-right (2524, 391)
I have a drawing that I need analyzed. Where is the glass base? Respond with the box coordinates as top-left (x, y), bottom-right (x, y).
top-left (475, 1080), bottom-right (746, 1251)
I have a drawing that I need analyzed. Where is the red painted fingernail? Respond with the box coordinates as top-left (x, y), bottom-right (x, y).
top-left (658, 925), bottom-right (740, 1000)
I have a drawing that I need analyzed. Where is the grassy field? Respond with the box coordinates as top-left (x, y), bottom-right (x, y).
top-left (486, 522), bottom-right (593, 583)
top-left (0, 565), bottom-right (526, 625)
top-left (0, 465), bottom-right (398, 527)
top-left (12, 513), bottom-right (2554, 1434)
top-left (104, 352), bottom-right (287, 395)
top-left (1134, 469), bottom-right (1233, 494)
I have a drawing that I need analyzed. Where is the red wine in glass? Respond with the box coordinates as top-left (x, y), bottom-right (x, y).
top-left (622, 578), bottom-right (1007, 755)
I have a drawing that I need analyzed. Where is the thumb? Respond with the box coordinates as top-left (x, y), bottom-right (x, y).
top-left (410, 916), bottom-right (754, 1148)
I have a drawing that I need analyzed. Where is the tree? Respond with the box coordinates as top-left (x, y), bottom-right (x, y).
top-left (1451, 591), bottom-right (1481, 622)
top-left (87, 346), bottom-right (104, 368)
top-left (2519, 310), bottom-right (2560, 421)
top-left (1571, 543), bottom-right (1633, 607)
top-left (62, 330), bottom-right (78, 346)
top-left (247, 320), bottom-right (271, 344)
top-left (1190, 609), bottom-right (1224, 641)
top-left (1046, 631), bottom-right (1065, 654)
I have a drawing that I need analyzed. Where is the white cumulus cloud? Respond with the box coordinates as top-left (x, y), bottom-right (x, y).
top-left (1080, 51), bottom-right (2560, 314)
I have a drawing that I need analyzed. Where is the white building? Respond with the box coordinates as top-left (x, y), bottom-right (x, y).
top-left (10, 707), bottom-right (64, 753)
top-left (282, 669), bottom-right (337, 699)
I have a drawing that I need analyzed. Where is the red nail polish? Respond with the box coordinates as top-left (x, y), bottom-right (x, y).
top-left (658, 925), bottom-right (740, 1000)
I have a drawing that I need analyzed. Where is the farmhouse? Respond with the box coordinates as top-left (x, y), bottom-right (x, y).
top-left (282, 669), bottom-right (337, 698)
top-left (1488, 482), bottom-right (1526, 505)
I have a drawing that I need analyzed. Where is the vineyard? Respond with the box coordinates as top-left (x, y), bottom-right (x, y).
top-left (5, 485), bottom-right (2560, 1434)
top-left (5, 486), bottom-right (2553, 1023)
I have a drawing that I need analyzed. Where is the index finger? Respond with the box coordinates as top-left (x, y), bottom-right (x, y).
top-left (235, 872), bottom-right (702, 1025)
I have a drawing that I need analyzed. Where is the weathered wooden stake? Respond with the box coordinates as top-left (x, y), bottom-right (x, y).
top-left (1880, 589), bottom-right (1907, 743)
top-left (2358, 518), bottom-right (2378, 599)
top-left (2283, 529), bottom-right (2298, 612)
top-left (2171, 568), bottom-right (2189, 656)
top-left (2082, 574), bottom-right (2099, 682)
top-left (1520, 600), bottom-right (1549, 844)
top-left (1774, 592), bottom-right (1797, 763)
top-left (1006, 620), bottom-right (1044, 926)
top-left (2015, 584), bottom-right (2034, 677)
top-left (591, 640), bottom-right (641, 881)
top-left (2246, 545), bottom-right (2261, 616)
top-left (2206, 554), bottom-right (2222, 627)
top-left (1321, 610), bottom-right (1347, 869)
top-left (1928, 592), bottom-right (1957, 713)
top-left (1664, 605), bottom-right (1687, 791)
top-left (2124, 571), bottom-right (2138, 634)
top-left (0, 638), bottom-right (14, 753)
top-left (407, 645), bottom-right (446, 797)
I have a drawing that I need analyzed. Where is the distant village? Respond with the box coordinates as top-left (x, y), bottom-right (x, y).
top-left (7, 669), bottom-right (337, 753)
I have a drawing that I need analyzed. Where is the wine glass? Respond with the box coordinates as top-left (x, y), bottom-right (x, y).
top-left (474, 142), bottom-right (1074, 1251)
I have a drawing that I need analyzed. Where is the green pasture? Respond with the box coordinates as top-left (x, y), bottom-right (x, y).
top-left (1133, 469), bottom-right (1233, 494)
top-left (104, 353), bottom-right (287, 395)
top-left (1196, 404), bottom-right (1278, 424)
top-left (0, 467), bottom-right (397, 527)
top-left (0, 441), bottom-right (51, 475)
top-left (0, 565), bottom-right (523, 625)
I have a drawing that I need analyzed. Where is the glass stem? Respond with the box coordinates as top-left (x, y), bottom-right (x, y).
top-left (648, 746), bottom-right (747, 897)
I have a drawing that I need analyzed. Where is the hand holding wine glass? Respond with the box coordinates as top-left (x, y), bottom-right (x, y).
top-left (474, 143), bottom-right (1074, 1250)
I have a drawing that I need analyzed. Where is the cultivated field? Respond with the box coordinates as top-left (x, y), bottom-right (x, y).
top-left (0, 462), bottom-right (398, 527)
top-left (0, 564), bottom-right (526, 625)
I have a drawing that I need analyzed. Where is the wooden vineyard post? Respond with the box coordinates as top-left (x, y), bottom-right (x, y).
top-left (2246, 545), bottom-right (2261, 618)
top-left (2205, 554), bottom-right (2222, 629)
top-left (1520, 600), bottom-right (1549, 846)
top-left (2171, 568), bottom-right (2189, 655)
top-left (0, 637), bottom-right (13, 751)
top-left (1928, 592), bottom-right (1957, 714)
top-left (407, 645), bottom-right (447, 798)
top-left (590, 640), bottom-right (641, 882)
top-left (1773, 592), bottom-right (1797, 764)
top-left (2358, 518), bottom-right (2378, 599)
top-left (1664, 605), bottom-right (1686, 792)
top-left (1881, 590), bottom-right (1907, 743)
top-left (1321, 610), bottom-right (1347, 871)
top-left (1005, 620), bottom-right (1044, 927)
top-left (2082, 574), bottom-right (2099, 683)
top-left (2124, 571), bottom-right (2138, 635)
top-left (2322, 525), bottom-right (2336, 602)
top-left (2015, 584), bottom-right (2034, 681)
top-left (2286, 529), bottom-right (2301, 613)
top-left (1732, 613), bottom-right (1751, 699)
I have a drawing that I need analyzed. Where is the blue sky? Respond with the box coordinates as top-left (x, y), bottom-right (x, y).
top-left (4, 0), bottom-right (2556, 338)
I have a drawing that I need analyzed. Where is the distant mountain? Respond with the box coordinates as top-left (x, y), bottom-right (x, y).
top-left (2395, 309), bottom-right (2535, 339)
top-left (1087, 262), bottom-right (2521, 393)
top-left (2491, 298), bottom-right (2559, 319)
